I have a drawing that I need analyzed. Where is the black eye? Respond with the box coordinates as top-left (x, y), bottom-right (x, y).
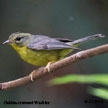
top-left (15, 37), bottom-right (22, 41)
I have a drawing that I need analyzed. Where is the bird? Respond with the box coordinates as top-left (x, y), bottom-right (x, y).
top-left (3, 32), bottom-right (104, 81)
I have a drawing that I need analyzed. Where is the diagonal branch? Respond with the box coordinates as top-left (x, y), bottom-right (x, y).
top-left (0, 44), bottom-right (108, 90)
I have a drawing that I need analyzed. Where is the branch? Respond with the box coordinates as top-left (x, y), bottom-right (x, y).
top-left (0, 44), bottom-right (108, 90)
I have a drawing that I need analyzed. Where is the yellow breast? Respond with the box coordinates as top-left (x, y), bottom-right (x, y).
top-left (10, 43), bottom-right (72, 66)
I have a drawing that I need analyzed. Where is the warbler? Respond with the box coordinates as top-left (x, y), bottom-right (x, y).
top-left (3, 32), bottom-right (104, 81)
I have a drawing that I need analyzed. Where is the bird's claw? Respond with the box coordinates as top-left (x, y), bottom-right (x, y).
top-left (30, 73), bottom-right (34, 82)
top-left (44, 61), bottom-right (54, 72)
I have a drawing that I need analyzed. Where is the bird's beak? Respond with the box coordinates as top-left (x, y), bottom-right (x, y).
top-left (2, 40), bottom-right (11, 45)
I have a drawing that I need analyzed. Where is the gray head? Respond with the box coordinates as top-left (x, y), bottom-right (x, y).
top-left (3, 32), bottom-right (32, 46)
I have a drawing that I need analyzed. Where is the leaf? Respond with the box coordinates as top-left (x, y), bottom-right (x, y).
top-left (49, 74), bottom-right (108, 100)
top-left (89, 87), bottom-right (108, 100)
top-left (49, 74), bottom-right (108, 86)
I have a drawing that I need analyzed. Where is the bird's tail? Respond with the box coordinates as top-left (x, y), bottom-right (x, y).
top-left (67, 34), bottom-right (105, 47)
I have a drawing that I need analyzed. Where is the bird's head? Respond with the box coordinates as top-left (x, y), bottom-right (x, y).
top-left (3, 32), bottom-right (32, 48)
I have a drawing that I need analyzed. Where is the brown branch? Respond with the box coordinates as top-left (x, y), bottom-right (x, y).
top-left (0, 44), bottom-right (108, 90)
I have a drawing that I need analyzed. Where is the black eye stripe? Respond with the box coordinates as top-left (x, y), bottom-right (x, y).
top-left (15, 37), bottom-right (23, 41)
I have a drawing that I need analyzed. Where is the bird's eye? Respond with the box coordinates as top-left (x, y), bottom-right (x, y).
top-left (15, 37), bottom-right (22, 41)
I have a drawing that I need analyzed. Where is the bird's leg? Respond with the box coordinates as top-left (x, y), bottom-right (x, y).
top-left (30, 73), bottom-right (34, 82)
top-left (30, 61), bottom-right (54, 81)
top-left (44, 61), bottom-right (54, 72)
top-left (29, 70), bottom-right (35, 82)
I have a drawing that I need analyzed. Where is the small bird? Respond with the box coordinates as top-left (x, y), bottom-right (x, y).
top-left (3, 32), bottom-right (104, 81)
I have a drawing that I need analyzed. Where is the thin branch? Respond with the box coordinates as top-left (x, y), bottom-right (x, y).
top-left (0, 44), bottom-right (108, 90)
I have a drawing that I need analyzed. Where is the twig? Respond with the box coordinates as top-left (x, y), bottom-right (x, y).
top-left (0, 44), bottom-right (108, 90)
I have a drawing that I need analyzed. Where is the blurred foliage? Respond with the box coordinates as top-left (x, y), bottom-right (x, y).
top-left (50, 74), bottom-right (108, 100)
top-left (89, 87), bottom-right (108, 100)
top-left (50, 74), bottom-right (108, 85)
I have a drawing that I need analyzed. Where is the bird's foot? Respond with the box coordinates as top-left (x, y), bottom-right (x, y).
top-left (44, 61), bottom-right (54, 72)
top-left (29, 71), bottom-right (34, 82)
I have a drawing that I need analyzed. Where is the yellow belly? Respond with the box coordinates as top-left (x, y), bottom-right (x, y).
top-left (11, 44), bottom-right (72, 66)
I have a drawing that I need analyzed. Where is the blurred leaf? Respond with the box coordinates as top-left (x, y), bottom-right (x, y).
top-left (49, 74), bottom-right (108, 86)
top-left (89, 87), bottom-right (108, 100)
top-left (49, 74), bottom-right (108, 100)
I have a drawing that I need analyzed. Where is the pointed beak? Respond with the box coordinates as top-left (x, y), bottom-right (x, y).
top-left (2, 40), bottom-right (10, 45)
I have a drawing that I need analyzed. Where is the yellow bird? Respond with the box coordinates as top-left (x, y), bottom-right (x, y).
top-left (3, 32), bottom-right (104, 81)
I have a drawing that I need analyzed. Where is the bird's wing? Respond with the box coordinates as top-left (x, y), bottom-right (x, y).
top-left (27, 35), bottom-right (73, 50)
top-left (54, 38), bottom-right (73, 43)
